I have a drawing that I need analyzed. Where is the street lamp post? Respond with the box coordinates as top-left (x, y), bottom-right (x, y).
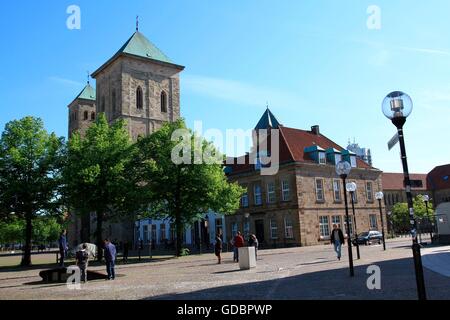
top-left (198, 219), bottom-right (202, 255)
top-left (375, 192), bottom-right (387, 251)
top-left (346, 182), bottom-right (360, 260)
top-left (422, 195), bottom-right (433, 243)
top-left (336, 161), bottom-right (354, 277)
top-left (382, 91), bottom-right (427, 300)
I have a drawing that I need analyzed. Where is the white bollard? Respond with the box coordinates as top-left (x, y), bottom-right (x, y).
top-left (239, 247), bottom-right (257, 270)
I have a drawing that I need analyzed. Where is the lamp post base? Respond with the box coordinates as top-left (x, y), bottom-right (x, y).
top-left (412, 242), bottom-right (427, 300)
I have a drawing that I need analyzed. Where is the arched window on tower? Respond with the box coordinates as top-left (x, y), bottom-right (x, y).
top-left (91, 112), bottom-right (96, 121)
top-left (101, 96), bottom-right (105, 113)
top-left (136, 87), bottom-right (143, 110)
top-left (83, 111), bottom-right (88, 120)
top-left (161, 91), bottom-right (168, 113)
top-left (112, 90), bottom-right (116, 114)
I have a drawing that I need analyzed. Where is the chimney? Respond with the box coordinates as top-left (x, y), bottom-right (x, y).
top-left (311, 125), bottom-right (320, 135)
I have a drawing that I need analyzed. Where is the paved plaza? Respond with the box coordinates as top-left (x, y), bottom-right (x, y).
top-left (0, 239), bottom-right (449, 300)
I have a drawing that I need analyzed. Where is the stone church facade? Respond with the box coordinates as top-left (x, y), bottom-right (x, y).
top-left (67, 29), bottom-right (184, 246)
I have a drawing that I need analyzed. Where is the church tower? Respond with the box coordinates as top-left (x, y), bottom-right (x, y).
top-left (67, 81), bottom-right (96, 137)
top-left (91, 28), bottom-right (185, 141)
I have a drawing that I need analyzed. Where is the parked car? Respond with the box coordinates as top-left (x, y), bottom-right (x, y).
top-left (352, 231), bottom-right (383, 246)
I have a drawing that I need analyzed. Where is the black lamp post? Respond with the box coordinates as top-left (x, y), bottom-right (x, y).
top-left (346, 182), bottom-right (360, 260)
top-left (336, 161), bottom-right (354, 277)
top-left (198, 219), bottom-right (202, 255)
top-left (382, 91), bottom-right (427, 300)
top-left (375, 192), bottom-right (387, 251)
top-left (423, 195), bottom-right (433, 243)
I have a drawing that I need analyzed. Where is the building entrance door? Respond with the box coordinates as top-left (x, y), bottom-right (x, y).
top-left (255, 220), bottom-right (265, 243)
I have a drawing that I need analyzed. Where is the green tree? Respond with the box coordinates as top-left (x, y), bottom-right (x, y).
top-left (0, 117), bottom-right (65, 266)
top-left (64, 114), bottom-right (137, 261)
top-left (0, 219), bottom-right (24, 244)
top-left (391, 195), bottom-right (434, 232)
top-left (134, 119), bottom-right (244, 256)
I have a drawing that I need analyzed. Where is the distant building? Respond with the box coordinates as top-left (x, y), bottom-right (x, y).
top-left (135, 212), bottom-right (227, 251)
top-left (225, 109), bottom-right (384, 248)
top-left (347, 141), bottom-right (372, 166)
top-left (427, 164), bottom-right (450, 207)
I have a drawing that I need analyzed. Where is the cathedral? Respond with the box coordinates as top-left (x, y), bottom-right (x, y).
top-left (67, 27), bottom-right (185, 246)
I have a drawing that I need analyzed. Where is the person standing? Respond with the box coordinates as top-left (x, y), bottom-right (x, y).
top-left (58, 230), bottom-right (68, 267)
top-left (215, 232), bottom-right (223, 264)
top-left (76, 243), bottom-right (89, 283)
top-left (330, 224), bottom-right (345, 261)
top-left (248, 234), bottom-right (259, 260)
top-left (233, 232), bottom-right (245, 263)
top-left (104, 239), bottom-right (117, 280)
top-left (123, 240), bottom-right (129, 264)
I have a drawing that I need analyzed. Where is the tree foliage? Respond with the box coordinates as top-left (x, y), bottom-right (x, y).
top-left (133, 119), bottom-right (244, 256)
top-left (391, 195), bottom-right (435, 233)
top-left (0, 117), bottom-right (65, 265)
top-left (63, 114), bottom-right (138, 260)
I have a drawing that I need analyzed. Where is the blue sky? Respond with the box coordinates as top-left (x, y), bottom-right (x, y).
top-left (0, 0), bottom-right (449, 173)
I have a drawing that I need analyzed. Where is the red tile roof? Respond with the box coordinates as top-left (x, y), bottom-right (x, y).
top-left (228, 125), bottom-right (373, 175)
top-left (427, 164), bottom-right (450, 190)
top-left (382, 172), bottom-right (428, 190)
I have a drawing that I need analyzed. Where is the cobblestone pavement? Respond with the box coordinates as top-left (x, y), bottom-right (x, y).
top-left (0, 239), bottom-right (449, 300)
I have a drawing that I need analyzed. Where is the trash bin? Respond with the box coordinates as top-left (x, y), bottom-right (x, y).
top-left (238, 247), bottom-right (257, 270)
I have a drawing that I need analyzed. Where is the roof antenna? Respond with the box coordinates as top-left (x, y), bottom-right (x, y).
top-left (87, 71), bottom-right (90, 85)
top-left (136, 15), bottom-right (139, 32)
top-left (266, 101), bottom-right (269, 110)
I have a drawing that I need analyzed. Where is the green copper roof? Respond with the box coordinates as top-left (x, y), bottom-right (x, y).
top-left (117, 31), bottom-right (172, 64)
top-left (75, 83), bottom-right (96, 101)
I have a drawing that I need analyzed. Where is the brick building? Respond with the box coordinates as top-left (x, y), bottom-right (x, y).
top-left (427, 164), bottom-right (450, 207)
top-left (381, 172), bottom-right (430, 213)
top-left (225, 109), bottom-right (385, 248)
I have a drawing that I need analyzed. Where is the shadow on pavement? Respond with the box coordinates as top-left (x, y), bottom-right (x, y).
top-left (146, 256), bottom-right (450, 300)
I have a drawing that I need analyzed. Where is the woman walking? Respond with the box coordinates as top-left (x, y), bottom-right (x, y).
top-left (215, 232), bottom-right (223, 264)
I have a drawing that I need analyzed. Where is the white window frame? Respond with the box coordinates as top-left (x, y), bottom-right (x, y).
top-left (241, 189), bottom-right (249, 208)
top-left (270, 219), bottom-right (278, 239)
top-left (267, 182), bottom-right (276, 204)
top-left (282, 180), bottom-right (290, 201)
top-left (254, 184), bottom-right (262, 206)
top-left (315, 178), bottom-right (325, 202)
top-left (350, 156), bottom-right (357, 168)
top-left (333, 179), bottom-right (342, 202)
top-left (284, 217), bottom-right (294, 239)
top-left (332, 216), bottom-right (342, 228)
top-left (369, 214), bottom-right (378, 230)
top-left (366, 181), bottom-right (374, 202)
top-left (334, 154), bottom-right (342, 165)
top-left (344, 218), bottom-right (354, 237)
top-left (318, 152), bottom-right (326, 165)
top-left (319, 216), bottom-right (330, 238)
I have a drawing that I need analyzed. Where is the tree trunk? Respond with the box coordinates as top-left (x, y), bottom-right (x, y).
top-left (175, 211), bottom-right (183, 257)
top-left (96, 211), bottom-right (103, 262)
top-left (20, 214), bottom-right (33, 267)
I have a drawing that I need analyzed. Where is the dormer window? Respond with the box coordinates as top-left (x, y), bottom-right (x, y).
top-left (319, 152), bottom-right (326, 165)
top-left (342, 150), bottom-right (357, 168)
top-left (304, 145), bottom-right (326, 165)
top-left (326, 148), bottom-right (342, 165)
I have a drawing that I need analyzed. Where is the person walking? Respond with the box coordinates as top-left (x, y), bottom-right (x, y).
top-left (233, 232), bottom-right (245, 263)
top-left (76, 243), bottom-right (89, 283)
top-left (123, 240), bottom-right (129, 264)
top-left (58, 230), bottom-right (68, 267)
top-left (330, 224), bottom-right (345, 261)
top-left (248, 234), bottom-right (259, 260)
top-left (104, 239), bottom-right (117, 280)
top-left (215, 232), bottom-right (223, 264)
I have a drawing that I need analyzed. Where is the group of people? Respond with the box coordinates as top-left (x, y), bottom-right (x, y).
top-left (214, 231), bottom-right (259, 264)
top-left (58, 230), bottom-right (118, 283)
